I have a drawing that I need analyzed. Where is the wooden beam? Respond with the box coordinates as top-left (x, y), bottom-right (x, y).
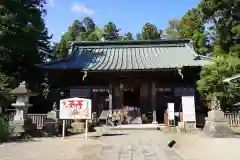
top-left (120, 82), bottom-right (124, 109)
top-left (109, 84), bottom-right (113, 114)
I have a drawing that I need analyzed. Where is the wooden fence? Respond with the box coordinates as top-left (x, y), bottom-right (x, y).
top-left (27, 114), bottom-right (47, 129)
top-left (27, 114), bottom-right (73, 129)
top-left (4, 112), bottom-right (240, 128)
top-left (4, 112), bottom-right (73, 130)
top-left (29, 113), bottom-right (240, 128)
top-left (224, 112), bottom-right (240, 127)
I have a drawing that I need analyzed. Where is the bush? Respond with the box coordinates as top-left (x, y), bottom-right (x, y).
top-left (88, 122), bottom-right (96, 132)
top-left (0, 116), bottom-right (12, 142)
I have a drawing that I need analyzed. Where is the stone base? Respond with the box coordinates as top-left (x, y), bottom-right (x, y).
top-left (176, 122), bottom-right (198, 133)
top-left (71, 122), bottom-right (85, 132)
top-left (203, 120), bottom-right (234, 138)
top-left (9, 118), bottom-right (37, 136)
top-left (42, 122), bottom-right (58, 136)
top-left (184, 122), bottom-right (196, 133)
top-left (130, 117), bottom-right (142, 124)
top-left (168, 126), bottom-right (177, 133)
top-left (152, 121), bottom-right (158, 124)
top-left (203, 110), bottom-right (235, 138)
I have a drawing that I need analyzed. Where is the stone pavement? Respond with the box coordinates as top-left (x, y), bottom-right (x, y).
top-left (0, 130), bottom-right (183, 160)
top-left (167, 132), bottom-right (240, 160)
top-left (99, 130), bottom-right (183, 160)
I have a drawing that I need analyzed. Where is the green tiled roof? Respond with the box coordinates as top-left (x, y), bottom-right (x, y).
top-left (38, 39), bottom-right (209, 71)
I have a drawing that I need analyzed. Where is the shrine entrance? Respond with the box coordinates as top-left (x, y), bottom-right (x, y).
top-left (123, 87), bottom-right (140, 107)
top-left (122, 78), bottom-right (141, 108)
top-left (38, 39), bottom-right (205, 126)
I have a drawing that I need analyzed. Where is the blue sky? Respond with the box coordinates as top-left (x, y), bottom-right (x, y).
top-left (45, 0), bottom-right (200, 42)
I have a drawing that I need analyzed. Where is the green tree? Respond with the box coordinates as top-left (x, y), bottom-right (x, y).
top-left (94, 26), bottom-right (105, 41)
top-left (54, 37), bottom-right (69, 59)
top-left (81, 17), bottom-right (96, 41)
top-left (178, 7), bottom-right (211, 55)
top-left (199, 0), bottom-right (240, 56)
top-left (67, 20), bottom-right (86, 41)
top-left (85, 32), bottom-right (99, 41)
top-left (83, 17), bottom-right (95, 33)
top-left (165, 19), bottom-right (182, 38)
top-left (180, 8), bottom-right (202, 37)
top-left (103, 22), bottom-right (120, 40)
top-left (122, 32), bottom-right (134, 40)
top-left (54, 19), bottom-right (88, 59)
top-left (197, 55), bottom-right (240, 111)
top-left (136, 33), bottom-right (142, 40)
top-left (0, 73), bottom-right (14, 109)
top-left (0, 0), bottom-right (51, 88)
top-left (54, 17), bottom-right (99, 59)
top-left (141, 23), bottom-right (162, 40)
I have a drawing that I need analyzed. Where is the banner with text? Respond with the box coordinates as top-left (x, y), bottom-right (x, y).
top-left (60, 97), bottom-right (92, 119)
top-left (182, 96), bottom-right (196, 122)
top-left (168, 103), bottom-right (175, 120)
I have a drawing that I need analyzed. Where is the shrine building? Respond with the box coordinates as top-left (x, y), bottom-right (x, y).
top-left (38, 39), bottom-right (209, 124)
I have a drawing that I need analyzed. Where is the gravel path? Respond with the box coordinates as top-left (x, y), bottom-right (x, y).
top-left (166, 132), bottom-right (240, 160)
top-left (0, 130), bottom-right (183, 160)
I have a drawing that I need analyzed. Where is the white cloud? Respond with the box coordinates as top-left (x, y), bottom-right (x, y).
top-left (71, 4), bottom-right (94, 15)
top-left (48, 0), bottom-right (55, 7)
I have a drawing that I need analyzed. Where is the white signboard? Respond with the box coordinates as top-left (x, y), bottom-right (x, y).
top-left (60, 97), bottom-right (92, 120)
top-left (182, 96), bottom-right (196, 122)
top-left (168, 103), bottom-right (175, 120)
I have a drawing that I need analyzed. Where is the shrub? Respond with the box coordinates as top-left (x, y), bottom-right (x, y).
top-left (0, 116), bottom-right (12, 142)
top-left (88, 122), bottom-right (96, 132)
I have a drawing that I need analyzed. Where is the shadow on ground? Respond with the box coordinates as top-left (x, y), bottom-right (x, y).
top-left (1, 137), bottom-right (42, 144)
top-left (102, 133), bottom-right (128, 137)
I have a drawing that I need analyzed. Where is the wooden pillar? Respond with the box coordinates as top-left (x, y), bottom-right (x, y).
top-left (152, 82), bottom-right (157, 124)
top-left (140, 83), bottom-right (148, 114)
top-left (112, 83), bottom-right (115, 110)
top-left (109, 84), bottom-right (113, 114)
top-left (120, 82), bottom-right (123, 108)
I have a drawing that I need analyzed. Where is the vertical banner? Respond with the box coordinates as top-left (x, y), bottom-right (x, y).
top-left (182, 96), bottom-right (196, 122)
top-left (168, 103), bottom-right (175, 120)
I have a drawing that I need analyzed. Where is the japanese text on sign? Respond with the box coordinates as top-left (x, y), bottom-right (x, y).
top-left (60, 97), bottom-right (92, 120)
top-left (182, 96), bottom-right (196, 122)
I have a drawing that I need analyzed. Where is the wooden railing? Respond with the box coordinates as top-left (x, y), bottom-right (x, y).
top-left (4, 111), bottom-right (240, 128)
top-left (224, 112), bottom-right (240, 127)
top-left (4, 112), bottom-right (73, 130)
top-left (27, 114), bottom-right (73, 129)
top-left (27, 114), bottom-right (47, 129)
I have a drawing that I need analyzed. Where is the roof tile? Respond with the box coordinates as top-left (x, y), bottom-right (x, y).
top-left (38, 40), bottom-right (209, 70)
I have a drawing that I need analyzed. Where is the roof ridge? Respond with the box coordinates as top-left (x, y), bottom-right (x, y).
top-left (185, 43), bottom-right (198, 56)
top-left (74, 44), bottom-right (186, 49)
top-left (185, 44), bottom-right (212, 60)
top-left (71, 38), bottom-right (190, 47)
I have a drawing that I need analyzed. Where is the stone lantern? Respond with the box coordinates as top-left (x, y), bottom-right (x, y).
top-left (9, 81), bottom-right (38, 136)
